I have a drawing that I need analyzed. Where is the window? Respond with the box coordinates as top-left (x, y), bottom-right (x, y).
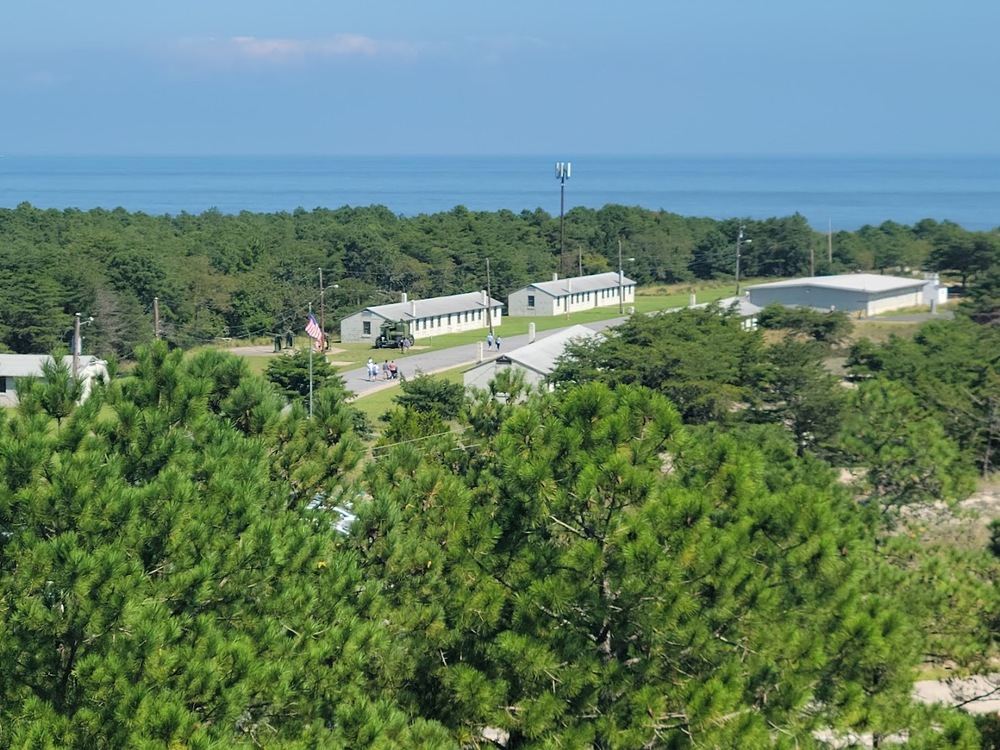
top-left (0, 377), bottom-right (6, 393)
top-left (363, 322), bottom-right (371, 335)
top-left (527, 294), bottom-right (535, 307)
top-left (447, 313), bottom-right (452, 325)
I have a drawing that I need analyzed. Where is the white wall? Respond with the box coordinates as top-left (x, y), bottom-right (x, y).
top-left (865, 290), bottom-right (922, 316)
top-left (341, 306), bottom-right (503, 344)
top-left (507, 288), bottom-right (558, 317)
top-left (508, 283), bottom-right (635, 317)
top-left (560, 285), bottom-right (634, 314)
top-left (464, 360), bottom-right (545, 392)
top-left (340, 311), bottom-right (386, 344)
top-left (748, 285), bottom-right (924, 315)
top-left (0, 376), bottom-right (15, 407)
top-left (409, 308), bottom-right (501, 338)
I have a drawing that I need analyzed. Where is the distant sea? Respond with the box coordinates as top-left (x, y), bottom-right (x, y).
top-left (1, 155), bottom-right (998, 231)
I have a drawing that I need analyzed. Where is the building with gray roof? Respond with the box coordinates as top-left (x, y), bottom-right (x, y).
top-left (507, 272), bottom-right (636, 317)
top-left (463, 325), bottom-right (600, 394)
top-left (0, 354), bottom-right (107, 406)
top-left (340, 290), bottom-right (504, 345)
top-left (746, 273), bottom-right (941, 317)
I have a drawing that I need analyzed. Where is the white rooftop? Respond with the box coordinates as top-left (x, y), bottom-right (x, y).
top-left (714, 296), bottom-right (763, 317)
top-left (748, 273), bottom-right (926, 295)
top-left (0, 354), bottom-right (104, 377)
top-left (363, 291), bottom-right (503, 321)
top-left (525, 272), bottom-right (637, 297)
top-left (498, 325), bottom-right (600, 376)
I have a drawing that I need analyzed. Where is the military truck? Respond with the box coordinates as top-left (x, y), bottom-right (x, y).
top-left (374, 319), bottom-right (413, 349)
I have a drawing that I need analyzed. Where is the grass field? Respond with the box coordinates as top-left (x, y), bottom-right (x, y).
top-left (223, 280), bottom-right (748, 379)
top-left (350, 369), bottom-right (465, 425)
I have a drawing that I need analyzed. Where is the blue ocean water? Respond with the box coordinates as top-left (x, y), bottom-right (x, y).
top-left (0, 155), bottom-right (997, 231)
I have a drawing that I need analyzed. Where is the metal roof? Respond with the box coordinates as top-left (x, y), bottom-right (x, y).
top-left (0, 354), bottom-right (104, 377)
top-left (713, 296), bottom-right (764, 317)
top-left (496, 325), bottom-right (600, 376)
top-left (747, 273), bottom-right (926, 295)
top-left (522, 272), bottom-right (637, 297)
top-left (360, 291), bottom-right (503, 321)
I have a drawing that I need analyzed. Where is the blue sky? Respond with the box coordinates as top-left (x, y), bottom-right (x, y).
top-left (3, 0), bottom-right (997, 156)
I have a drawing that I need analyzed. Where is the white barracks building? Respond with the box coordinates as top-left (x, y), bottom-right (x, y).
top-left (507, 272), bottom-right (636, 317)
top-left (340, 291), bottom-right (504, 345)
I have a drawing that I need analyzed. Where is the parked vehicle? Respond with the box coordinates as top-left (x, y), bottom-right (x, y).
top-left (374, 319), bottom-right (413, 349)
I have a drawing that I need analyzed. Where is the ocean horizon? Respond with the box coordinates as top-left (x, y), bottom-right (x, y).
top-left (1, 154), bottom-right (998, 232)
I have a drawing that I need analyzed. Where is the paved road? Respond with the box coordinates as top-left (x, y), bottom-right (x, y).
top-left (342, 318), bottom-right (625, 398)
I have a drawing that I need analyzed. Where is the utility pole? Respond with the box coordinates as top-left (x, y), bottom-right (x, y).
top-left (578, 246), bottom-right (583, 277)
top-left (810, 244), bottom-right (815, 277)
top-left (555, 162), bottom-right (571, 278)
top-left (318, 268), bottom-right (325, 350)
top-left (308, 303), bottom-right (314, 419)
top-left (618, 238), bottom-right (625, 315)
top-left (828, 219), bottom-right (833, 264)
top-left (153, 297), bottom-right (160, 339)
top-left (485, 257), bottom-right (494, 336)
top-left (72, 313), bottom-right (81, 378)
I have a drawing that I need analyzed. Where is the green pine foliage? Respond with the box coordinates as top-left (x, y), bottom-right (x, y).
top-left (3, 200), bottom-right (997, 356)
top-left (0, 344), bottom-right (448, 748)
top-left (353, 381), bottom-right (952, 747)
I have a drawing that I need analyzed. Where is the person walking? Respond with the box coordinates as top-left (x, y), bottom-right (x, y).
top-left (367, 358), bottom-right (376, 382)
top-left (486, 332), bottom-right (494, 350)
top-left (495, 336), bottom-right (502, 352)
top-left (389, 360), bottom-right (398, 379)
top-left (382, 360), bottom-right (390, 381)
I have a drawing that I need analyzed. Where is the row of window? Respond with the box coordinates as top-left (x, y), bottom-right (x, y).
top-left (362, 308), bottom-right (499, 336)
top-left (526, 288), bottom-right (632, 309)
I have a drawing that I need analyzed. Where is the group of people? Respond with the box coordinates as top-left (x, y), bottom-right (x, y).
top-left (367, 358), bottom-right (399, 382)
top-left (400, 337), bottom-right (412, 352)
top-left (485, 332), bottom-right (502, 351)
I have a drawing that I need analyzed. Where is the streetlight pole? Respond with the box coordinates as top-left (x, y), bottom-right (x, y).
top-left (618, 239), bottom-right (635, 315)
top-left (555, 162), bottom-right (571, 278)
top-left (618, 239), bottom-right (625, 315)
top-left (318, 268), bottom-right (325, 350)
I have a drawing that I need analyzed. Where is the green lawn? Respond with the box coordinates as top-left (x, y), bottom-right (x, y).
top-left (351, 368), bottom-right (465, 425)
top-left (223, 281), bottom-right (755, 380)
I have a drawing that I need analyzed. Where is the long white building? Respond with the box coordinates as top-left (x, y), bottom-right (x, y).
top-left (507, 272), bottom-right (636, 317)
top-left (340, 291), bottom-right (504, 345)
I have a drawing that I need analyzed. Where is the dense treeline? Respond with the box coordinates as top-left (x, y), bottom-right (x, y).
top-left (1, 340), bottom-right (992, 748)
top-left (1, 201), bottom-right (998, 355)
top-left (4, 198), bottom-right (1000, 746)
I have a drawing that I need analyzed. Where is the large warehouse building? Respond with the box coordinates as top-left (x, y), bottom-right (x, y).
top-left (746, 274), bottom-right (943, 317)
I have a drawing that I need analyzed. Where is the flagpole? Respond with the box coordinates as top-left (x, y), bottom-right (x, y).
top-left (308, 303), bottom-right (314, 419)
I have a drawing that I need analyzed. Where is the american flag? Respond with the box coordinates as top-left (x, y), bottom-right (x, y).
top-left (305, 312), bottom-right (324, 350)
